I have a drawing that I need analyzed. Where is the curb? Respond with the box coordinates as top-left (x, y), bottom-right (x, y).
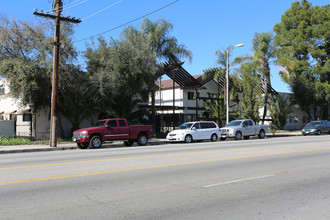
top-left (0, 146), bottom-right (78, 154)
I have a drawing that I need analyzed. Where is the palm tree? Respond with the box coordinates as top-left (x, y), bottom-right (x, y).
top-left (269, 94), bottom-right (292, 129)
top-left (214, 47), bottom-right (249, 103)
top-left (122, 18), bottom-right (192, 69)
top-left (121, 18), bottom-right (192, 131)
top-left (203, 93), bottom-right (226, 127)
top-left (251, 32), bottom-right (277, 124)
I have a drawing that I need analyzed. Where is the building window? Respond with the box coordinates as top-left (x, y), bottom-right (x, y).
top-left (188, 92), bottom-right (194, 100)
top-left (289, 116), bottom-right (298, 123)
top-left (187, 92), bottom-right (199, 100)
top-left (23, 114), bottom-right (32, 122)
top-left (9, 114), bottom-right (15, 120)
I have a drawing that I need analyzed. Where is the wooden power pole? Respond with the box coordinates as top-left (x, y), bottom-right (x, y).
top-left (34, 0), bottom-right (81, 147)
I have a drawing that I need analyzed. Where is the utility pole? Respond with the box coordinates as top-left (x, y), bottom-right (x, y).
top-left (34, 0), bottom-right (81, 147)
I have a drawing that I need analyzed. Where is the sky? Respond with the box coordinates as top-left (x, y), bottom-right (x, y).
top-left (1, 0), bottom-right (328, 93)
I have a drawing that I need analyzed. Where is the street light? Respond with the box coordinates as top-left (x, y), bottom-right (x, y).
top-left (226, 43), bottom-right (244, 125)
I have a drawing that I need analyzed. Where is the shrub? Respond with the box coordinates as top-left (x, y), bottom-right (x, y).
top-left (0, 136), bottom-right (33, 146)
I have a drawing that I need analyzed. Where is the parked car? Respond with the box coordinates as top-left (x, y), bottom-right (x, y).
top-left (302, 120), bottom-right (330, 135)
top-left (72, 118), bottom-right (154, 149)
top-left (166, 121), bottom-right (221, 143)
top-left (220, 119), bottom-right (268, 140)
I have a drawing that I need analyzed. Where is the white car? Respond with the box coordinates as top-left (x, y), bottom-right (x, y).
top-left (166, 121), bottom-right (221, 143)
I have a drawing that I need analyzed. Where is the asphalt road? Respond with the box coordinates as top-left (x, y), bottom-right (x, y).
top-left (1, 135), bottom-right (330, 219)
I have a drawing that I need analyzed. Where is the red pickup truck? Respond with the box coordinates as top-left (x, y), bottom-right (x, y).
top-left (72, 118), bottom-right (154, 149)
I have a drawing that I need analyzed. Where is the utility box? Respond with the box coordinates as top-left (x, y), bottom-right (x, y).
top-left (0, 120), bottom-right (15, 137)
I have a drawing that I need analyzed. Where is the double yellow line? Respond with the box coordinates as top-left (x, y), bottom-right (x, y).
top-left (1, 146), bottom-right (330, 186)
top-left (0, 146), bottom-right (266, 170)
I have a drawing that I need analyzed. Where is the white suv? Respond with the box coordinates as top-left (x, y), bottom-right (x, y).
top-left (166, 121), bottom-right (220, 143)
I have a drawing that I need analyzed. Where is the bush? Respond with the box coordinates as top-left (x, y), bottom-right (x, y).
top-left (0, 136), bottom-right (33, 146)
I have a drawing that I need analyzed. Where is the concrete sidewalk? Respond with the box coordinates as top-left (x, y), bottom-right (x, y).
top-left (0, 139), bottom-right (168, 154)
top-left (0, 133), bottom-right (302, 154)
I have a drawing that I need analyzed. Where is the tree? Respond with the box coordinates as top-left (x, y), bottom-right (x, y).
top-left (269, 94), bottom-right (292, 129)
top-left (122, 18), bottom-right (192, 67)
top-left (203, 93), bottom-right (226, 126)
top-left (84, 35), bottom-right (158, 123)
top-left (103, 96), bottom-right (151, 125)
top-left (0, 14), bottom-right (53, 111)
top-left (237, 62), bottom-right (263, 123)
top-left (85, 18), bottom-right (192, 125)
top-left (214, 47), bottom-right (248, 102)
top-left (0, 14), bottom-right (94, 136)
top-left (251, 32), bottom-right (277, 124)
top-left (274, 0), bottom-right (329, 120)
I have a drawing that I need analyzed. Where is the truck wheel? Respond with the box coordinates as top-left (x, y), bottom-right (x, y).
top-left (243, 136), bottom-right (250, 140)
top-left (258, 130), bottom-right (265, 139)
top-left (77, 143), bottom-right (89, 149)
top-left (137, 134), bottom-right (148, 146)
top-left (89, 136), bottom-right (102, 149)
top-left (184, 135), bottom-right (193, 143)
top-left (211, 134), bottom-right (218, 142)
top-left (124, 140), bottom-right (134, 146)
top-left (235, 131), bottom-right (242, 140)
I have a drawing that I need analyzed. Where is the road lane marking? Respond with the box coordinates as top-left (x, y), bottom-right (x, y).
top-left (203, 174), bottom-right (275, 188)
top-left (1, 146), bottom-right (330, 186)
top-left (0, 147), bottom-right (268, 170)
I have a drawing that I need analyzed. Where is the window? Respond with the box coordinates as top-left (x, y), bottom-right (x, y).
top-left (192, 123), bottom-right (200, 129)
top-left (118, 120), bottom-right (126, 127)
top-left (23, 114), bottom-right (32, 122)
top-left (201, 122), bottom-right (216, 129)
top-left (9, 114), bottom-right (15, 120)
top-left (326, 121), bottom-right (330, 127)
top-left (247, 120), bottom-right (253, 126)
top-left (289, 116), bottom-right (298, 123)
top-left (94, 120), bottom-right (106, 127)
top-left (187, 92), bottom-right (199, 100)
top-left (188, 92), bottom-right (194, 100)
top-left (107, 120), bottom-right (117, 127)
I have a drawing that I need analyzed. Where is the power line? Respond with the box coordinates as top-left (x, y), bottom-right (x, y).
top-left (74, 0), bottom-right (180, 43)
top-left (81, 0), bottom-right (122, 21)
top-left (62, 0), bottom-right (89, 11)
top-left (43, 0), bottom-right (88, 14)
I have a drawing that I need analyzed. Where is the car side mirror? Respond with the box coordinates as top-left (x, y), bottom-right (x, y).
top-left (105, 124), bottom-right (110, 128)
top-left (192, 127), bottom-right (196, 130)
